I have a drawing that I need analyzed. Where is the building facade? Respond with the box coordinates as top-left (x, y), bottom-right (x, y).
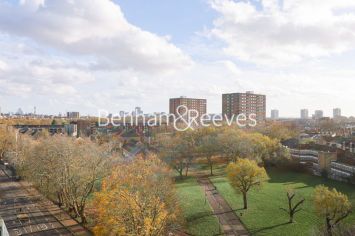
top-left (313, 110), bottom-right (324, 119)
top-left (222, 91), bottom-right (266, 121)
top-left (333, 108), bottom-right (341, 118)
top-left (271, 109), bottom-right (279, 120)
top-left (300, 109), bottom-right (309, 119)
top-left (169, 96), bottom-right (207, 118)
top-left (67, 112), bottom-right (80, 119)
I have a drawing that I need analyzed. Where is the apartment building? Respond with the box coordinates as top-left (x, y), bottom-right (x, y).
top-left (67, 112), bottom-right (80, 119)
top-left (169, 96), bottom-right (207, 118)
top-left (333, 108), bottom-right (341, 118)
top-left (271, 109), bottom-right (279, 120)
top-left (313, 110), bottom-right (324, 119)
top-left (300, 109), bottom-right (309, 119)
top-left (222, 91), bottom-right (266, 121)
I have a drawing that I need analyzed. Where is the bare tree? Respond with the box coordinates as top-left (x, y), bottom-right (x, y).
top-left (280, 189), bottom-right (305, 223)
top-left (19, 136), bottom-right (110, 224)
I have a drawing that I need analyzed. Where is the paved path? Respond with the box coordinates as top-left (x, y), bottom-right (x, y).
top-left (198, 177), bottom-right (249, 236)
top-left (0, 168), bottom-right (91, 236)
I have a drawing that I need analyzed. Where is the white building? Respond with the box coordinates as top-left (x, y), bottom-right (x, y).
top-left (313, 110), bottom-right (323, 119)
top-left (271, 109), bottom-right (279, 120)
top-left (300, 109), bottom-right (309, 119)
top-left (333, 108), bottom-right (341, 118)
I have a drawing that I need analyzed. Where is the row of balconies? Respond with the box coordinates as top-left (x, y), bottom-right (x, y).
top-left (330, 162), bottom-right (355, 174)
top-left (290, 149), bottom-right (319, 156)
top-left (330, 168), bottom-right (352, 178)
top-left (291, 154), bottom-right (319, 163)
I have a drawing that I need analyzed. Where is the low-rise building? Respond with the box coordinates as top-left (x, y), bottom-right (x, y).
top-left (289, 148), bottom-right (337, 176)
top-left (284, 140), bottom-right (355, 183)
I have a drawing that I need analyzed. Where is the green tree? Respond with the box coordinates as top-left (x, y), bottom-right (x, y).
top-left (51, 119), bottom-right (57, 125)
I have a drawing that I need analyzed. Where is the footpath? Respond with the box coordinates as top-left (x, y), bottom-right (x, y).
top-left (0, 166), bottom-right (91, 236)
top-left (198, 177), bottom-right (249, 236)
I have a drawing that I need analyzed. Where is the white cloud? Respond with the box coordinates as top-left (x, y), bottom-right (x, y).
top-left (0, 0), bottom-right (354, 117)
top-left (0, 0), bottom-right (192, 73)
top-left (209, 0), bottom-right (355, 65)
top-left (0, 59), bottom-right (7, 71)
top-left (0, 44), bottom-right (93, 97)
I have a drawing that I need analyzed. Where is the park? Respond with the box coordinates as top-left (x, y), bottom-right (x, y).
top-left (177, 164), bottom-right (355, 236)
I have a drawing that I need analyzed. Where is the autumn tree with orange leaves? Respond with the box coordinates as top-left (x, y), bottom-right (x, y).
top-left (91, 155), bottom-right (182, 236)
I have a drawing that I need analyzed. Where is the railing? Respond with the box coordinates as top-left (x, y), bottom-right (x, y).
top-left (291, 154), bottom-right (318, 163)
top-left (331, 162), bottom-right (355, 174)
top-left (290, 149), bottom-right (319, 156)
top-left (330, 168), bottom-right (352, 178)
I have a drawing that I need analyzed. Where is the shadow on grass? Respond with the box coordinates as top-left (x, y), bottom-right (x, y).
top-left (294, 185), bottom-right (312, 190)
top-left (186, 210), bottom-right (214, 222)
top-left (250, 222), bottom-right (291, 235)
top-left (186, 208), bottom-right (244, 222)
top-left (174, 176), bottom-right (197, 184)
top-left (266, 168), bottom-right (355, 196)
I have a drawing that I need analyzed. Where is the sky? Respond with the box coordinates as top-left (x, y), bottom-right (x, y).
top-left (0, 0), bottom-right (355, 117)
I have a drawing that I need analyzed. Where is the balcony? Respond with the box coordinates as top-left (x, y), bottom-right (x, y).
top-left (331, 162), bottom-right (355, 174)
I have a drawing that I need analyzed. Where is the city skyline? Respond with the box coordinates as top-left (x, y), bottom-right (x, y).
top-left (0, 103), bottom-right (348, 119)
top-left (1, 0), bottom-right (355, 116)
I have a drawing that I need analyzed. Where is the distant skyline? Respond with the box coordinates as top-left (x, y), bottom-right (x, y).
top-left (1, 106), bottom-right (348, 119)
top-left (1, 0), bottom-right (355, 117)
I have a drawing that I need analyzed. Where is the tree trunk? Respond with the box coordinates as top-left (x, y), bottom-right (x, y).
top-left (79, 207), bottom-right (87, 224)
top-left (243, 192), bottom-right (248, 209)
top-left (326, 217), bottom-right (332, 236)
top-left (289, 213), bottom-right (294, 223)
top-left (207, 156), bottom-right (213, 176)
top-left (178, 168), bottom-right (183, 179)
top-left (185, 161), bottom-right (189, 177)
top-left (57, 192), bottom-right (63, 207)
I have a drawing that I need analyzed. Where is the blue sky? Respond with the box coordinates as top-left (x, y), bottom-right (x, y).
top-left (116, 0), bottom-right (217, 44)
top-left (1, 0), bottom-right (355, 117)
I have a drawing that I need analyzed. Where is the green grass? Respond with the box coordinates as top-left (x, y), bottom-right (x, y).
top-left (175, 177), bottom-right (220, 236)
top-left (211, 169), bottom-right (355, 236)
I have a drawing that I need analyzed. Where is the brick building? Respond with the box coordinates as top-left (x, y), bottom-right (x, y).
top-left (169, 96), bottom-right (207, 119)
top-left (222, 91), bottom-right (266, 122)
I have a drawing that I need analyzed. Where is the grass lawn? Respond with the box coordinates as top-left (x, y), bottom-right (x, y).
top-left (175, 177), bottom-right (220, 236)
top-left (211, 168), bottom-right (355, 236)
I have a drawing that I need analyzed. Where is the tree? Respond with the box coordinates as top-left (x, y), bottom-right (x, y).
top-left (177, 130), bottom-right (196, 176)
top-left (280, 189), bottom-right (305, 223)
top-left (218, 128), bottom-right (279, 164)
top-left (314, 185), bottom-right (352, 236)
top-left (257, 122), bottom-right (299, 141)
top-left (157, 133), bottom-right (193, 178)
top-left (19, 136), bottom-right (109, 223)
top-left (51, 119), bottom-right (57, 126)
top-left (197, 128), bottom-right (221, 176)
top-left (247, 132), bottom-right (279, 163)
top-left (226, 159), bottom-right (268, 209)
top-left (0, 126), bottom-right (14, 160)
top-left (92, 156), bottom-right (182, 236)
top-left (218, 128), bottom-right (244, 162)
